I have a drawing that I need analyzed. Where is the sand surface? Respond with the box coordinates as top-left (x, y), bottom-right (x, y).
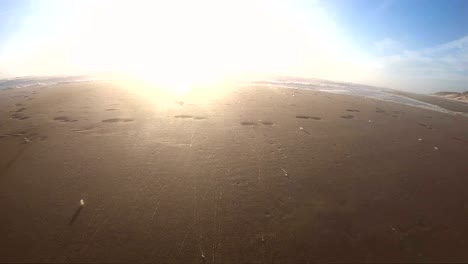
top-left (431, 92), bottom-right (468, 105)
top-left (1, 81), bottom-right (468, 262)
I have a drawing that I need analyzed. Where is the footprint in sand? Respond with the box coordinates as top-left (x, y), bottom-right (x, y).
top-left (101, 118), bottom-right (133, 123)
top-left (240, 121), bottom-right (257, 126)
top-left (10, 113), bottom-right (30, 120)
top-left (105, 108), bottom-right (118, 111)
top-left (340, 115), bottom-right (354, 119)
top-left (295, 115), bottom-right (322, 120)
top-left (193, 116), bottom-right (207, 120)
top-left (54, 116), bottom-right (78, 122)
top-left (375, 108), bottom-right (386, 113)
top-left (346, 109), bottom-right (360, 112)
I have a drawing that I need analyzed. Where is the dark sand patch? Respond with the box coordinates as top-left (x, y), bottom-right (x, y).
top-left (452, 137), bottom-right (467, 143)
top-left (101, 118), bottom-right (133, 123)
top-left (73, 129), bottom-right (93, 133)
top-left (296, 115), bottom-right (322, 120)
top-left (16, 108), bottom-right (26, 113)
top-left (10, 113), bottom-right (29, 120)
top-left (340, 115), bottom-right (354, 119)
top-left (54, 116), bottom-right (77, 122)
top-left (193, 117), bottom-right (207, 120)
top-left (69, 206), bottom-right (83, 225)
top-left (241, 121), bottom-right (257, 126)
top-left (105, 109), bottom-right (118, 111)
top-left (346, 109), bottom-right (360, 112)
top-left (376, 108), bottom-right (386, 113)
top-left (174, 115), bottom-right (193, 119)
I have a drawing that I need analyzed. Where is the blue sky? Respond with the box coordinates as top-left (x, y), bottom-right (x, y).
top-left (0, 0), bottom-right (467, 93)
top-left (321, 0), bottom-right (468, 53)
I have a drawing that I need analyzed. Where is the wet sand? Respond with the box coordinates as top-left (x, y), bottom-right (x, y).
top-left (1, 81), bottom-right (468, 262)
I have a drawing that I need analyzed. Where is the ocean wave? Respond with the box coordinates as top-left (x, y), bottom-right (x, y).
top-left (255, 78), bottom-right (457, 115)
top-left (0, 76), bottom-right (98, 90)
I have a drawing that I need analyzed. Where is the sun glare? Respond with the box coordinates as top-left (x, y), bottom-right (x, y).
top-left (68, 0), bottom-right (343, 92)
top-left (0, 0), bottom-right (372, 92)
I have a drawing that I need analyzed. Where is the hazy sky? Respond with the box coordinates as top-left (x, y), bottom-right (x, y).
top-left (0, 0), bottom-right (467, 93)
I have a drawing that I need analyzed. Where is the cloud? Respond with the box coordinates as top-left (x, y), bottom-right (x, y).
top-left (369, 35), bottom-right (468, 93)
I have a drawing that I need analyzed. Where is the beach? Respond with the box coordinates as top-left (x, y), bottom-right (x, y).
top-left (1, 81), bottom-right (468, 262)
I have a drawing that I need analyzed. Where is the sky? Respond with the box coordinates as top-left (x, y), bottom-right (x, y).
top-left (0, 0), bottom-right (467, 93)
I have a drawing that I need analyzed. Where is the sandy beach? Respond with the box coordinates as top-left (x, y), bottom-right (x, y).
top-left (1, 81), bottom-right (468, 262)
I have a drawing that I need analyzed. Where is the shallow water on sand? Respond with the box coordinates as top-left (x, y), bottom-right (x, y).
top-left (0, 76), bottom-right (96, 90)
top-left (253, 78), bottom-right (452, 114)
